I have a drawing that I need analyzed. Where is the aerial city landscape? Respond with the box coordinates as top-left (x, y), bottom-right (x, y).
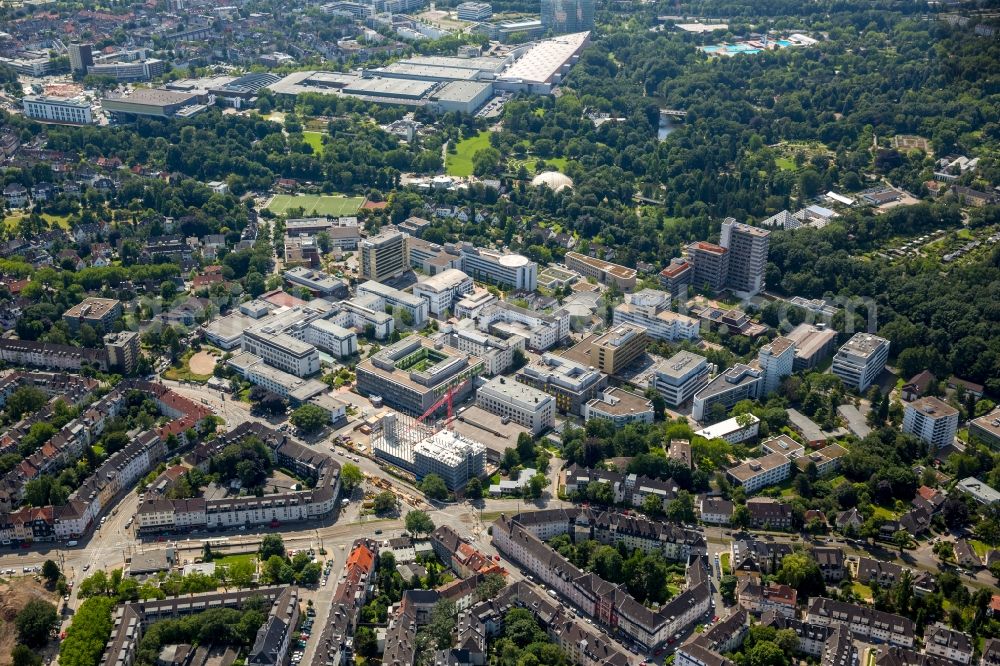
top-left (0, 0), bottom-right (999, 665)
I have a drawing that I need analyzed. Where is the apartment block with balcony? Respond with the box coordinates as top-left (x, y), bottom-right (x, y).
top-left (903, 396), bottom-right (958, 449)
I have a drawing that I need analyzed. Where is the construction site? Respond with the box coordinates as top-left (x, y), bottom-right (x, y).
top-left (370, 377), bottom-right (490, 493)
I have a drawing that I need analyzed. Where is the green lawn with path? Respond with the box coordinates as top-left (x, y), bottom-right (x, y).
top-left (162, 349), bottom-right (213, 383)
top-left (446, 131), bottom-right (492, 176)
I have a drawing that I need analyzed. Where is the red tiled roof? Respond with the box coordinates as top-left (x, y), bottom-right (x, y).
top-left (347, 543), bottom-right (375, 573)
top-left (690, 241), bottom-right (727, 255)
top-left (659, 261), bottom-right (691, 278)
top-left (260, 290), bottom-right (307, 308)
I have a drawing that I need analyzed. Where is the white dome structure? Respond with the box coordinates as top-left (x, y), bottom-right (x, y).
top-left (531, 171), bottom-right (573, 192)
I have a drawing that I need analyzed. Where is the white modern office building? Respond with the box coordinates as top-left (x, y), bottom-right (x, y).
top-left (476, 302), bottom-right (569, 351)
top-left (284, 266), bottom-right (348, 297)
top-left (437, 323), bottom-right (520, 376)
top-left (412, 269), bottom-right (474, 316)
top-left (332, 296), bottom-right (395, 340)
top-left (458, 243), bottom-right (537, 291)
top-left (23, 95), bottom-right (94, 125)
top-left (243, 325), bottom-right (321, 378)
top-left (650, 351), bottom-right (711, 407)
top-left (583, 387), bottom-right (655, 427)
top-left (454, 289), bottom-right (498, 319)
top-left (227, 352), bottom-right (328, 402)
top-left (831, 333), bottom-right (889, 392)
top-left (903, 397), bottom-right (959, 449)
top-left (476, 375), bottom-right (555, 435)
top-left (357, 280), bottom-right (429, 327)
top-left (695, 414), bottom-right (760, 444)
top-left (691, 364), bottom-right (762, 422)
top-left (613, 289), bottom-right (700, 342)
top-left (301, 319), bottom-right (358, 359)
top-left (516, 353), bottom-right (607, 415)
top-left (456, 1), bottom-right (492, 20)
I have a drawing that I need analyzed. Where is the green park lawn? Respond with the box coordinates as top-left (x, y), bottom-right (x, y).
top-left (775, 157), bottom-right (798, 171)
top-left (3, 212), bottom-right (72, 231)
top-left (446, 131), bottom-right (492, 177)
top-left (213, 553), bottom-right (256, 567)
top-left (509, 155), bottom-right (569, 176)
top-left (266, 194), bottom-right (366, 216)
top-left (303, 131), bottom-right (325, 156)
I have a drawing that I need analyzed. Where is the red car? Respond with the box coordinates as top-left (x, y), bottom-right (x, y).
top-left (654, 648), bottom-right (665, 657)
top-left (667, 638), bottom-right (675, 645)
top-left (493, 555), bottom-right (501, 561)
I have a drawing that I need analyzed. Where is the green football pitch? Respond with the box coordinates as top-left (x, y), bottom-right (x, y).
top-left (266, 194), bottom-right (365, 216)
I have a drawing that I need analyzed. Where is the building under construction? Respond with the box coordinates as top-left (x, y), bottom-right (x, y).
top-left (372, 412), bottom-right (487, 490)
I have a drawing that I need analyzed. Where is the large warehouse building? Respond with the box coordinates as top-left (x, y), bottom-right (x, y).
top-left (102, 89), bottom-right (205, 120)
top-left (266, 33), bottom-right (590, 112)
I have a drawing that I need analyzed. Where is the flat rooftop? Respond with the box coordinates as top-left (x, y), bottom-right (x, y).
top-left (688, 241), bottom-right (727, 256)
top-left (499, 31), bottom-right (590, 84)
top-left (204, 312), bottom-right (257, 344)
top-left (654, 350), bottom-right (708, 380)
top-left (565, 251), bottom-right (637, 280)
top-left (971, 407), bottom-right (1000, 440)
top-left (592, 324), bottom-right (647, 349)
top-left (695, 413), bottom-right (760, 439)
top-left (399, 55), bottom-right (509, 73)
top-left (104, 88), bottom-right (199, 107)
top-left (64, 297), bottom-right (120, 319)
top-left (786, 323), bottom-right (837, 359)
top-left (452, 405), bottom-right (532, 458)
top-left (694, 363), bottom-right (761, 400)
top-left (432, 80), bottom-right (493, 103)
top-left (908, 396), bottom-right (959, 418)
top-left (479, 375), bottom-right (552, 408)
top-left (727, 452), bottom-right (789, 482)
top-left (586, 387), bottom-right (652, 416)
top-left (376, 63), bottom-right (482, 82)
top-left (343, 77), bottom-right (438, 99)
top-left (266, 70), bottom-right (360, 95)
top-left (838, 333), bottom-right (889, 359)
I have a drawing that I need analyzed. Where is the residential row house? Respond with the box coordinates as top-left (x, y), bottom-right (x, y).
top-left (492, 511), bottom-right (712, 650)
top-left (136, 422), bottom-right (341, 533)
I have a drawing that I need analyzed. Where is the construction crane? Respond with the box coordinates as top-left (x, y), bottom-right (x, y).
top-left (416, 378), bottom-right (471, 429)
